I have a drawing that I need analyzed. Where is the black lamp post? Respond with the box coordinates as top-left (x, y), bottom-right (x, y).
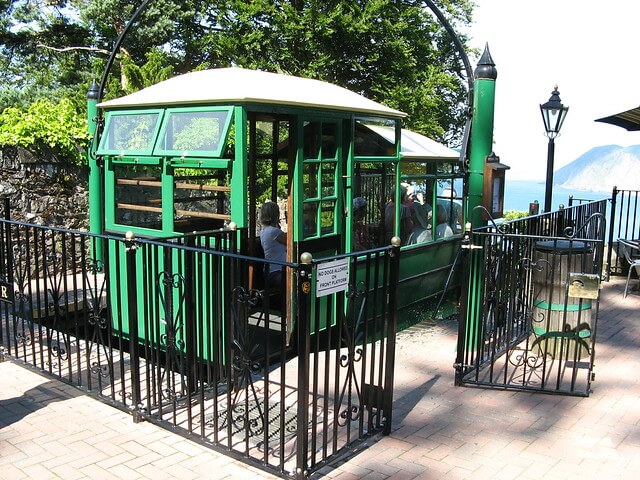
top-left (540, 86), bottom-right (569, 212)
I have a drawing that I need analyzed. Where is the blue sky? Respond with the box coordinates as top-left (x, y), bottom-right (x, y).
top-left (466, 0), bottom-right (640, 179)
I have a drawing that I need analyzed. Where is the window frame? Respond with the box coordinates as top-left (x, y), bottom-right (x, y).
top-left (97, 109), bottom-right (164, 156)
top-left (153, 106), bottom-right (234, 159)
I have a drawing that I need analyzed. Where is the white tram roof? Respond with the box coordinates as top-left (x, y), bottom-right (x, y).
top-left (365, 125), bottom-right (460, 161)
top-left (99, 67), bottom-right (407, 118)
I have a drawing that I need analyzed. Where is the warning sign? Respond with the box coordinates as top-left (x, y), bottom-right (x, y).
top-left (316, 258), bottom-right (349, 298)
top-left (0, 280), bottom-right (13, 305)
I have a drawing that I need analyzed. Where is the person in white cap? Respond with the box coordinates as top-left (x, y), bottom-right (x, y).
top-left (408, 202), bottom-right (433, 244)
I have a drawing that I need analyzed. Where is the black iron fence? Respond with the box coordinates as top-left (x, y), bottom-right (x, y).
top-left (0, 215), bottom-right (400, 479)
top-left (607, 188), bottom-right (640, 278)
top-left (455, 200), bottom-right (607, 396)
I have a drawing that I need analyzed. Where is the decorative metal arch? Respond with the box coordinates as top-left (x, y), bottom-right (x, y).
top-left (95, 0), bottom-right (476, 158)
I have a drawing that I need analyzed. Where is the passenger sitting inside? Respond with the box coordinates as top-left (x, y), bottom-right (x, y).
top-left (352, 196), bottom-right (374, 251)
top-left (259, 201), bottom-right (287, 289)
top-left (407, 201), bottom-right (432, 244)
top-left (435, 204), bottom-right (453, 239)
top-left (384, 186), bottom-right (413, 245)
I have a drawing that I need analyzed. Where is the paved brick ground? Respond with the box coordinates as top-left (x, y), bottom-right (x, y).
top-left (1, 277), bottom-right (639, 479)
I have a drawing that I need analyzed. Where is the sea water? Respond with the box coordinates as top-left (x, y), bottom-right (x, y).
top-left (503, 179), bottom-right (610, 213)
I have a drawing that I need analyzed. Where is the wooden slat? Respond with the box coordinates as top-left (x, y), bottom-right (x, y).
top-left (174, 182), bottom-right (231, 193)
top-left (174, 209), bottom-right (231, 220)
top-left (117, 178), bottom-right (231, 193)
top-left (117, 203), bottom-right (162, 213)
top-left (117, 203), bottom-right (230, 220)
top-left (116, 178), bottom-right (161, 188)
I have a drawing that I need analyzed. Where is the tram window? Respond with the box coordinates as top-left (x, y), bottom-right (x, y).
top-left (155, 108), bottom-right (232, 157)
top-left (301, 119), bottom-right (340, 240)
top-left (436, 178), bottom-right (464, 234)
top-left (400, 160), bottom-right (466, 242)
top-left (114, 164), bottom-right (163, 229)
top-left (303, 202), bottom-right (318, 238)
top-left (252, 119), bottom-right (290, 203)
top-left (352, 162), bottom-right (394, 248)
top-left (321, 162), bottom-right (336, 196)
top-left (303, 121), bottom-right (321, 159)
top-left (98, 111), bottom-right (161, 154)
top-left (320, 200), bottom-right (336, 234)
top-left (303, 163), bottom-right (319, 199)
top-left (173, 168), bottom-right (231, 233)
top-left (354, 118), bottom-right (398, 157)
top-left (321, 122), bottom-right (337, 158)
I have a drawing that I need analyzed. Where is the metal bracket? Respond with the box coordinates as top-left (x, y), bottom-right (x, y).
top-left (568, 273), bottom-right (600, 299)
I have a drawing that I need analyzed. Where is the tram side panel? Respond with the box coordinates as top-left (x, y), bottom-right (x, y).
top-left (107, 238), bottom-right (228, 371)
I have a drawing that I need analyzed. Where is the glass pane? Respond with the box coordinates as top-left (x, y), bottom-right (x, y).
top-left (354, 118), bottom-right (397, 157)
top-left (352, 162), bottom-right (394, 247)
top-left (303, 162), bottom-right (319, 199)
top-left (303, 121), bottom-right (321, 159)
top-left (160, 110), bottom-right (229, 152)
top-left (436, 181), bottom-right (463, 235)
top-left (173, 168), bottom-right (230, 232)
top-left (254, 120), bottom-right (274, 155)
top-left (114, 164), bottom-right (162, 228)
top-left (303, 202), bottom-right (318, 238)
top-left (322, 122), bottom-right (337, 159)
top-left (102, 113), bottom-right (159, 152)
top-left (320, 200), bottom-right (335, 234)
top-left (321, 162), bottom-right (336, 197)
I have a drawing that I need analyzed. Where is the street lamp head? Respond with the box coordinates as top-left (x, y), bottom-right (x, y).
top-left (540, 85), bottom-right (569, 139)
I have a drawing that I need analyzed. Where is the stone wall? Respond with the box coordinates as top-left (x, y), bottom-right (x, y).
top-left (0, 146), bottom-right (89, 230)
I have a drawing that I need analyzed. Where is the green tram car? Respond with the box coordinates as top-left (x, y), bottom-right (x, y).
top-left (90, 67), bottom-right (465, 345)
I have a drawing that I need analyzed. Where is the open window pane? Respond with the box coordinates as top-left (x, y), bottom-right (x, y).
top-left (157, 109), bottom-right (231, 156)
top-left (99, 112), bottom-right (161, 154)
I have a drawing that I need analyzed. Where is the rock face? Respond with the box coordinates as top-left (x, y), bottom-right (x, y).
top-left (0, 146), bottom-right (89, 230)
top-left (555, 145), bottom-right (640, 192)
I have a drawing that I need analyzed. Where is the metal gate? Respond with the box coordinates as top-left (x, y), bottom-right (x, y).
top-left (0, 209), bottom-right (400, 479)
top-left (606, 187), bottom-right (640, 278)
top-left (455, 201), bottom-right (607, 396)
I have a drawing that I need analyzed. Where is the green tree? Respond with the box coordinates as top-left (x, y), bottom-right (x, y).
top-left (0, 0), bottom-right (476, 159)
top-left (0, 1), bottom-right (97, 110)
top-left (0, 98), bottom-right (89, 163)
top-left (195, 0), bottom-right (474, 145)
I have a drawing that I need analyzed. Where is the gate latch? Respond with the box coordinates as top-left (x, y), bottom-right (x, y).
top-left (568, 273), bottom-right (600, 299)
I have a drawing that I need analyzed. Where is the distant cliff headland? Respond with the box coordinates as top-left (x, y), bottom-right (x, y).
top-left (555, 145), bottom-right (640, 192)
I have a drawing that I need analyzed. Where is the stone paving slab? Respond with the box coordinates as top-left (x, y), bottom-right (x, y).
top-left (1, 277), bottom-right (639, 479)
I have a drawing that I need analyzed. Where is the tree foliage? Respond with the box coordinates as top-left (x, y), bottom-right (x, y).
top-left (0, 98), bottom-right (89, 163)
top-left (0, 0), bottom-right (476, 162)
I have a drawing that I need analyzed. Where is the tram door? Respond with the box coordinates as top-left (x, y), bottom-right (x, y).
top-left (247, 114), bottom-right (295, 328)
top-left (247, 115), bottom-right (345, 335)
top-left (295, 118), bottom-right (346, 334)
top-left (296, 118), bottom-right (345, 260)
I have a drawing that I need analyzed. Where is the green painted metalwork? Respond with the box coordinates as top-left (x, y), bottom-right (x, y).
top-left (533, 300), bottom-right (592, 311)
top-left (231, 106), bottom-right (247, 229)
top-left (468, 46), bottom-right (497, 228)
top-left (87, 84), bottom-right (103, 261)
top-left (90, 68), bottom-right (471, 345)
